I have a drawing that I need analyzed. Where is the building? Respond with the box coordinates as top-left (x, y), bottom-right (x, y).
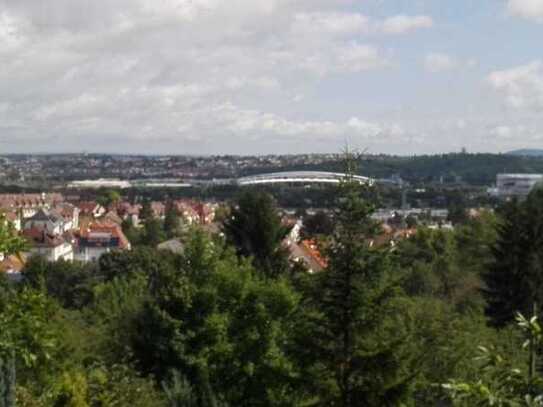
top-left (23, 209), bottom-right (65, 235)
top-left (496, 174), bottom-right (543, 198)
top-left (0, 193), bottom-right (64, 219)
top-left (78, 201), bottom-right (106, 219)
top-left (23, 228), bottom-right (74, 262)
top-left (0, 253), bottom-right (25, 281)
top-left (289, 239), bottom-right (327, 273)
top-left (75, 222), bottom-right (131, 262)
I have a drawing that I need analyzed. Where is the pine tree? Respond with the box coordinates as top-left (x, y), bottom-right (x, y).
top-left (164, 202), bottom-right (180, 238)
top-left (306, 157), bottom-right (415, 406)
top-left (483, 190), bottom-right (543, 327)
top-left (140, 200), bottom-right (154, 222)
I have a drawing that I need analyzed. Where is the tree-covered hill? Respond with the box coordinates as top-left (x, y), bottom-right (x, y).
top-left (240, 153), bottom-right (543, 186)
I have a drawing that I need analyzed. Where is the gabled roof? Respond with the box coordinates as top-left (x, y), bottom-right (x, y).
top-left (27, 208), bottom-right (63, 225)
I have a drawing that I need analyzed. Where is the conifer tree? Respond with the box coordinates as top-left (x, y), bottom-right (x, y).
top-left (483, 189), bottom-right (543, 327)
top-left (305, 154), bottom-right (415, 406)
top-left (164, 202), bottom-right (181, 238)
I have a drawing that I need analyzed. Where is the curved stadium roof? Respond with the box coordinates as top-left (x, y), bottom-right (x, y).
top-left (236, 171), bottom-right (372, 186)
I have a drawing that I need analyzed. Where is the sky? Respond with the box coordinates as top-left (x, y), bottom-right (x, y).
top-left (1, 0), bottom-right (543, 155)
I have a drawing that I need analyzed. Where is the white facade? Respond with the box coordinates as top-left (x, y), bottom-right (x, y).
top-left (496, 174), bottom-right (543, 198)
top-left (75, 246), bottom-right (111, 263)
top-left (30, 242), bottom-right (74, 262)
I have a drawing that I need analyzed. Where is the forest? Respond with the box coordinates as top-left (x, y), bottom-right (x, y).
top-left (1, 174), bottom-right (543, 406)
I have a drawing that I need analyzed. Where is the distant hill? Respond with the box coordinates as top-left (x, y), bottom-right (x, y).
top-left (506, 149), bottom-right (543, 157)
top-left (241, 153), bottom-right (543, 186)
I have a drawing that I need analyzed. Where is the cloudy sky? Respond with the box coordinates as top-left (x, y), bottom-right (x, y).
top-left (1, 0), bottom-right (543, 155)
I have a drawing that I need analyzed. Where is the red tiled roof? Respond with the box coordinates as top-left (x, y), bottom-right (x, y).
top-left (300, 239), bottom-right (328, 269)
top-left (79, 222), bottom-right (130, 250)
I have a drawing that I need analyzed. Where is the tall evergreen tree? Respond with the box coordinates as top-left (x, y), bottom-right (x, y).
top-left (140, 200), bottom-right (154, 222)
top-left (304, 157), bottom-right (415, 406)
top-left (223, 190), bottom-right (290, 278)
top-left (483, 191), bottom-right (543, 327)
top-left (164, 202), bottom-right (181, 238)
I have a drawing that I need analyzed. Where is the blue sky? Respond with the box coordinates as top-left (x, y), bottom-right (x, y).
top-left (0, 0), bottom-right (542, 155)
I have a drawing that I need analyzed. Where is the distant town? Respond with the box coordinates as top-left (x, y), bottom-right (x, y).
top-left (2, 152), bottom-right (543, 278)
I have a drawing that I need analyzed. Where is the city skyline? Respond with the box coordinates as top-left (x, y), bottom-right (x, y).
top-left (1, 0), bottom-right (543, 155)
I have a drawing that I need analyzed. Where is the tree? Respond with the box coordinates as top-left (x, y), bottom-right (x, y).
top-left (223, 190), bottom-right (290, 278)
top-left (97, 189), bottom-right (121, 209)
top-left (443, 311), bottom-right (543, 406)
top-left (142, 218), bottom-right (166, 247)
top-left (164, 202), bottom-right (181, 238)
top-left (302, 211), bottom-right (334, 238)
top-left (0, 212), bottom-right (27, 258)
top-left (302, 161), bottom-right (416, 406)
top-left (130, 231), bottom-right (302, 406)
top-left (0, 214), bottom-right (30, 407)
top-left (21, 257), bottom-right (95, 309)
top-left (140, 200), bottom-right (154, 222)
top-left (122, 217), bottom-right (142, 246)
top-left (0, 352), bottom-right (15, 407)
top-left (482, 191), bottom-right (543, 327)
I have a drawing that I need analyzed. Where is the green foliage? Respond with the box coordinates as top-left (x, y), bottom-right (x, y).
top-left (96, 189), bottom-right (121, 209)
top-left (0, 352), bottom-right (15, 407)
top-left (0, 212), bottom-right (27, 257)
top-left (0, 289), bottom-right (58, 369)
top-left (21, 257), bottom-right (96, 309)
top-left (98, 247), bottom-right (175, 282)
top-left (302, 210), bottom-right (334, 238)
top-left (140, 200), bottom-right (154, 222)
top-left (395, 227), bottom-right (484, 312)
top-left (164, 203), bottom-right (182, 238)
top-left (300, 169), bottom-right (417, 406)
top-left (130, 231), bottom-right (302, 406)
top-left (223, 190), bottom-right (290, 278)
top-left (142, 219), bottom-right (167, 247)
top-left (483, 190), bottom-right (543, 327)
top-left (443, 312), bottom-right (543, 406)
top-left (122, 217), bottom-right (142, 246)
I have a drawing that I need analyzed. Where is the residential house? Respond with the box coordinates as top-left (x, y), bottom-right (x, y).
top-left (75, 222), bottom-right (131, 262)
top-left (23, 209), bottom-right (65, 235)
top-left (0, 253), bottom-right (25, 281)
top-left (0, 193), bottom-right (64, 219)
top-left (78, 201), bottom-right (106, 219)
top-left (23, 228), bottom-right (74, 262)
top-left (289, 239), bottom-right (327, 274)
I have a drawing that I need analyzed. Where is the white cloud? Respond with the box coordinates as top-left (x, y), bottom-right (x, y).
top-left (424, 53), bottom-right (457, 73)
top-left (488, 61), bottom-right (543, 110)
top-left (333, 43), bottom-right (388, 73)
top-left (508, 0), bottom-right (543, 22)
top-left (489, 125), bottom-right (514, 139)
top-left (381, 15), bottom-right (434, 34)
top-left (423, 53), bottom-right (477, 73)
top-left (292, 12), bottom-right (371, 36)
top-left (293, 12), bottom-right (433, 36)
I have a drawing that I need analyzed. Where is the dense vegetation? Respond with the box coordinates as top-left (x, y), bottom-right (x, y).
top-left (241, 153), bottom-right (543, 186)
top-left (4, 173), bottom-right (543, 405)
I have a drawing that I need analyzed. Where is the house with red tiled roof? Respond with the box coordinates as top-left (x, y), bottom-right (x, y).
top-left (289, 239), bottom-right (327, 274)
top-left (23, 228), bottom-right (74, 262)
top-left (0, 193), bottom-right (64, 219)
top-left (78, 201), bottom-right (106, 219)
top-left (0, 253), bottom-right (26, 281)
top-left (173, 200), bottom-right (200, 225)
top-left (75, 222), bottom-right (131, 262)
